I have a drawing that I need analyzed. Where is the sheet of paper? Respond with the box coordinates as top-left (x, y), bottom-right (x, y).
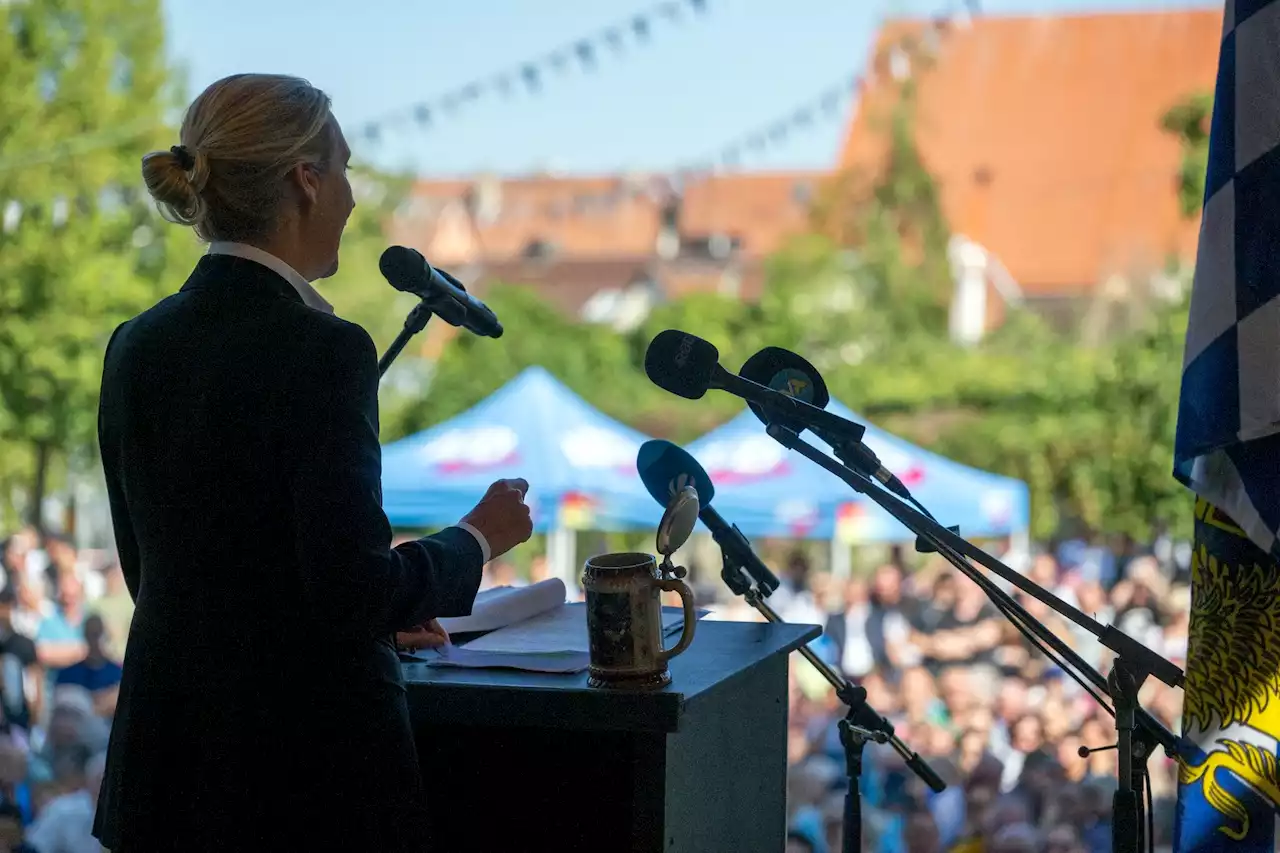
top-left (407, 605), bottom-right (707, 673)
top-left (463, 603), bottom-right (696, 654)
top-left (423, 645), bottom-right (589, 674)
top-left (436, 577), bottom-right (566, 634)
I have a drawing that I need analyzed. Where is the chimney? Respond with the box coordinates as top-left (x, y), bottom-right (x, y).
top-left (948, 236), bottom-right (988, 346)
top-left (469, 174), bottom-right (503, 225)
top-left (656, 195), bottom-right (681, 260)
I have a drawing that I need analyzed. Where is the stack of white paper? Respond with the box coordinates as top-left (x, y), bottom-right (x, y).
top-left (416, 603), bottom-right (698, 674)
top-left (436, 578), bottom-right (567, 634)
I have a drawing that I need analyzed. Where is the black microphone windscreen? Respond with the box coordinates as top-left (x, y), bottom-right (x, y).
top-left (643, 330), bottom-right (720, 400)
top-left (378, 246), bottom-right (423, 293)
top-left (738, 347), bottom-right (830, 430)
top-left (636, 440), bottom-right (717, 506)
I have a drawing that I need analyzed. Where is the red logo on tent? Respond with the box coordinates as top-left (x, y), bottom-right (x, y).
top-left (899, 464), bottom-right (926, 487)
top-left (420, 427), bottom-right (519, 475)
top-left (707, 460), bottom-right (790, 485)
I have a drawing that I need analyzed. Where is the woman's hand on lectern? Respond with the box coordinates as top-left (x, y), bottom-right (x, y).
top-left (460, 478), bottom-right (534, 560)
top-left (396, 618), bottom-right (450, 650)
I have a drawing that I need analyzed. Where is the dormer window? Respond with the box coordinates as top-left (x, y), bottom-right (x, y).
top-left (523, 239), bottom-right (557, 260)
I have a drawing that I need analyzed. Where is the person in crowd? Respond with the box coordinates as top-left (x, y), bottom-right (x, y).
top-left (25, 745), bottom-right (101, 853)
top-left (53, 616), bottom-right (121, 719)
top-left (0, 590), bottom-right (38, 737)
top-left (37, 538), bottom-right (78, 603)
top-left (87, 560), bottom-right (132, 664)
top-left (7, 577), bottom-right (46, 645)
top-left (95, 73), bottom-right (533, 852)
top-left (481, 560), bottom-right (523, 589)
top-left (0, 740), bottom-right (32, 827)
top-left (0, 532), bottom-right (38, 596)
top-left (0, 802), bottom-right (36, 853)
top-left (867, 563), bottom-right (919, 673)
top-left (33, 575), bottom-right (86, 672)
top-left (825, 578), bottom-right (873, 680)
top-left (32, 692), bottom-right (107, 778)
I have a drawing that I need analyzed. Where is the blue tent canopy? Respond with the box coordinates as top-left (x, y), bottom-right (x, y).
top-left (686, 400), bottom-right (1030, 541)
top-left (381, 367), bottom-right (662, 532)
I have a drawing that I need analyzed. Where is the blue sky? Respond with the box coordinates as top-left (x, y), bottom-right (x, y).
top-left (162, 0), bottom-right (1216, 176)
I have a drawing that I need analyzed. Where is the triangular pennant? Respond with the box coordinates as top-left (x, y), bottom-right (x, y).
top-left (604, 27), bottom-right (626, 52)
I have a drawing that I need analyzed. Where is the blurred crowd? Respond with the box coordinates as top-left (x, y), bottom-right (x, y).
top-left (0, 527), bottom-right (130, 853)
top-left (757, 543), bottom-right (1190, 853)
top-left (0, 521), bottom-right (1194, 853)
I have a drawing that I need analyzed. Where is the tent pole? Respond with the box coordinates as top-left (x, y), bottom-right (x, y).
top-left (548, 527), bottom-right (578, 597)
top-left (830, 536), bottom-right (852, 579)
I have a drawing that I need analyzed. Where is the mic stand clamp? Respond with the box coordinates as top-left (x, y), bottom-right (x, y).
top-left (378, 301), bottom-right (434, 378)
top-left (1109, 659), bottom-right (1149, 853)
top-left (837, 709), bottom-right (886, 853)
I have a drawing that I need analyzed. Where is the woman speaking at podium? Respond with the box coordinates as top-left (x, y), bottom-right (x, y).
top-left (94, 74), bottom-right (533, 852)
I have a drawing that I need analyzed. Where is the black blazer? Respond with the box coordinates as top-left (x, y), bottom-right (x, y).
top-left (93, 254), bottom-right (483, 852)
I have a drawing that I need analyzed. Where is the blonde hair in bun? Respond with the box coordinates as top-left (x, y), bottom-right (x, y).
top-left (140, 73), bottom-right (333, 243)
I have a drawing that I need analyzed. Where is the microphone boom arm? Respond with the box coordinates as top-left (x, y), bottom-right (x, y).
top-left (765, 423), bottom-right (1185, 853)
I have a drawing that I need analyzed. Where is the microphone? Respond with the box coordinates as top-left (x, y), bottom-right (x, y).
top-left (636, 439), bottom-right (781, 597)
top-left (643, 330), bottom-right (864, 443)
top-left (378, 246), bottom-right (503, 339)
top-left (738, 347), bottom-right (911, 500)
top-left (636, 438), bottom-right (947, 795)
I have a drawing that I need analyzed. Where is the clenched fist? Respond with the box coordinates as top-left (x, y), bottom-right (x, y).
top-left (460, 478), bottom-right (533, 560)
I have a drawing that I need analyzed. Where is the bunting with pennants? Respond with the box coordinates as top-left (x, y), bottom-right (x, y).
top-left (0, 0), bottom-right (972, 229)
top-left (354, 0), bottom-right (710, 144)
top-left (398, 4), bottom-right (974, 224)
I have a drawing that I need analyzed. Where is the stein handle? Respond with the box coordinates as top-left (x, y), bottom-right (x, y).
top-left (655, 578), bottom-right (697, 664)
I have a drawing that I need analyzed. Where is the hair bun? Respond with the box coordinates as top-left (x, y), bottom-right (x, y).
top-left (170, 145), bottom-right (195, 171)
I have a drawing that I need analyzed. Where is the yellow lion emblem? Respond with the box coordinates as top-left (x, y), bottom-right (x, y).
top-left (1180, 523), bottom-right (1280, 840)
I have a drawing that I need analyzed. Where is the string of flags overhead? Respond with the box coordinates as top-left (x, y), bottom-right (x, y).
top-left (398, 6), bottom-right (975, 224)
top-left (354, 0), bottom-right (710, 144)
top-left (0, 0), bottom-right (977, 233)
top-left (0, 0), bottom-right (711, 178)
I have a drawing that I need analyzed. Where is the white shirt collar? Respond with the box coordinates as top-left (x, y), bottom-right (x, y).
top-left (207, 242), bottom-right (334, 314)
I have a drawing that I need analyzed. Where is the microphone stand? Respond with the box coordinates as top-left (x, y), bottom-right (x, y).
top-left (766, 425), bottom-right (1185, 853)
top-left (378, 301), bottom-right (434, 378)
top-left (719, 546), bottom-right (942, 853)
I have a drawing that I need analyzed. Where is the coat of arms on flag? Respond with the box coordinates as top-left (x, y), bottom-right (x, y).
top-left (1173, 2), bottom-right (1280, 850)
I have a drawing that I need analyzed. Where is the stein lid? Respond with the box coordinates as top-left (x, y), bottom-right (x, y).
top-left (656, 485), bottom-right (699, 558)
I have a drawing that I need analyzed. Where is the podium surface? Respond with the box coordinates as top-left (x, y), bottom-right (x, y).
top-left (405, 619), bottom-right (820, 853)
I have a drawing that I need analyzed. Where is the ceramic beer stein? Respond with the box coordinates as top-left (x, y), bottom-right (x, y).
top-left (582, 486), bottom-right (700, 689)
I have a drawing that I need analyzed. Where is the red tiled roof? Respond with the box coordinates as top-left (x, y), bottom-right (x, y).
top-left (394, 171), bottom-right (822, 269)
top-left (838, 8), bottom-right (1222, 294)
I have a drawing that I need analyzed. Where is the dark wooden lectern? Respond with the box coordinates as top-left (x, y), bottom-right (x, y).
top-left (405, 620), bottom-right (820, 853)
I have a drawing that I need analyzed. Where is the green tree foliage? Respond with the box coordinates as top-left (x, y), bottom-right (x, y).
top-left (385, 283), bottom-right (645, 441)
top-left (775, 71), bottom-right (1192, 541)
top-left (1162, 91), bottom-right (1213, 217)
top-left (0, 0), bottom-right (198, 529)
top-left (835, 298), bottom-right (1189, 540)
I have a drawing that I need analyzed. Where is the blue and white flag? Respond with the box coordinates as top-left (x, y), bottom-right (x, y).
top-left (1174, 2), bottom-right (1280, 850)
